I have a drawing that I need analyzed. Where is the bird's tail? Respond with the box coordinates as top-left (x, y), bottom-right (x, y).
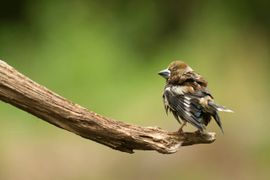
top-left (208, 101), bottom-right (234, 113)
top-left (213, 112), bottom-right (224, 133)
top-left (208, 101), bottom-right (233, 133)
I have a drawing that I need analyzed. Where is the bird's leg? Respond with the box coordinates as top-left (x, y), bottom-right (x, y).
top-left (177, 122), bottom-right (187, 134)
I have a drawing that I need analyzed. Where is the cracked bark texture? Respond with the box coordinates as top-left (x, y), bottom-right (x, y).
top-left (0, 60), bottom-right (216, 154)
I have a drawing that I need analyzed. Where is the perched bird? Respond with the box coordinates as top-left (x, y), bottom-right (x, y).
top-left (158, 60), bottom-right (233, 133)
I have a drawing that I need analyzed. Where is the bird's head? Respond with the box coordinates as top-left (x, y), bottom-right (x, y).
top-left (158, 60), bottom-right (193, 80)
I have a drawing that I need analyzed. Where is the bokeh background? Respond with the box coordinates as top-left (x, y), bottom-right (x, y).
top-left (1, 0), bottom-right (270, 180)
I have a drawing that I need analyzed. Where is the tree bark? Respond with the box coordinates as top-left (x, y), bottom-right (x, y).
top-left (0, 60), bottom-right (216, 154)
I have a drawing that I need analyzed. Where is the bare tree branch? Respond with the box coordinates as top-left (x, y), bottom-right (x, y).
top-left (0, 60), bottom-right (216, 154)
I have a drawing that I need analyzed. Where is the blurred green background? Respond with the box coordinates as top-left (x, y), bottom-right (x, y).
top-left (1, 0), bottom-right (270, 180)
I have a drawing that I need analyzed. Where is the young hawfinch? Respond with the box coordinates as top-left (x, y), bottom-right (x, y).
top-left (158, 60), bottom-right (233, 133)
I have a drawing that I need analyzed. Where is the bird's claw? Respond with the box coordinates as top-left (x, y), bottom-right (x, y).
top-left (195, 129), bottom-right (206, 135)
top-left (177, 128), bottom-right (184, 135)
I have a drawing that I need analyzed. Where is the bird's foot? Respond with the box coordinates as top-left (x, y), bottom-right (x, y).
top-left (195, 129), bottom-right (205, 135)
top-left (177, 128), bottom-right (185, 134)
top-left (177, 122), bottom-right (187, 134)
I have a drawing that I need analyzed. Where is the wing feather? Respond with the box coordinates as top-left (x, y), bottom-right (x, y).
top-left (164, 89), bottom-right (205, 131)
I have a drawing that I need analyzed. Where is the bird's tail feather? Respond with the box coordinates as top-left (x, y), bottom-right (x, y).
top-left (213, 112), bottom-right (224, 133)
top-left (208, 101), bottom-right (233, 133)
top-left (208, 101), bottom-right (233, 113)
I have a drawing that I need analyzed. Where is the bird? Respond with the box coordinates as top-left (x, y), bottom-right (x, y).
top-left (158, 60), bottom-right (233, 133)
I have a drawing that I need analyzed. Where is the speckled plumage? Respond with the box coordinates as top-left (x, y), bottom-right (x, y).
top-left (159, 61), bottom-right (232, 133)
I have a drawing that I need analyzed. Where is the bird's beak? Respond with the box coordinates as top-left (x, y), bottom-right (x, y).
top-left (158, 69), bottom-right (171, 79)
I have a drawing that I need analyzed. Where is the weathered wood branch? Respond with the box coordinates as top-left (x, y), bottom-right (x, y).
top-left (0, 60), bottom-right (216, 154)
